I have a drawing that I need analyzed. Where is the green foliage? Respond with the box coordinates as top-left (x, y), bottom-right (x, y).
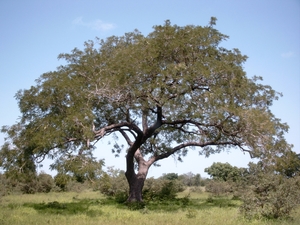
top-left (239, 162), bottom-right (300, 219)
top-left (37, 173), bottom-right (55, 193)
top-left (0, 171), bottom-right (55, 195)
top-left (142, 176), bottom-right (185, 201)
top-left (161, 172), bottom-right (179, 180)
top-left (98, 167), bottom-right (128, 197)
top-left (274, 150), bottom-right (300, 177)
top-left (0, 173), bottom-right (11, 196)
top-left (205, 162), bottom-right (248, 182)
top-left (51, 155), bottom-right (104, 184)
top-left (205, 180), bottom-right (232, 196)
top-left (158, 181), bottom-right (178, 200)
top-left (54, 173), bottom-right (72, 191)
top-left (114, 191), bottom-right (128, 204)
top-left (179, 172), bottom-right (203, 186)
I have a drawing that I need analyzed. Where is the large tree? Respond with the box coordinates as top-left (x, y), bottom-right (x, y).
top-left (0, 18), bottom-right (292, 202)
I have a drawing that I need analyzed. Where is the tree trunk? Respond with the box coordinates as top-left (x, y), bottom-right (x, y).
top-left (126, 172), bottom-right (146, 202)
top-left (125, 148), bottom-right (150, 202)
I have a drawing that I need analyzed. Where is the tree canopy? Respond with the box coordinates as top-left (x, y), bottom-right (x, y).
top-left (205, 162), bottom-right (247, 182)
top-left (0, 18), bottom-right (292, 201)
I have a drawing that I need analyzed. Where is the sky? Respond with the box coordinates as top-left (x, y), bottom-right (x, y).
top-left (0, 0), bottom-right (299, 178)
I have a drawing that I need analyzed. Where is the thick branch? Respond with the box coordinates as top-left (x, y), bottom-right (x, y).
top-left (147, 106), bottom-right (162, 133)
top-left (119, 129), bottom-right (133, 146)
top-left (142, 110), bottom-right (148, 133)
top-left (93, 121), bottom-right (143, 139)
top-left (148, 140), bottom-right (240, 165)
top-left (162, 119), bottom-right (217, 128)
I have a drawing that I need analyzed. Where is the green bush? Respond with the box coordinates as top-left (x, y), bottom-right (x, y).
top-left (114, 191), bottom-right (128, 203)
top-left (66, 180), bottom-right (90, 193)
top-left (98, 168), bottom-right (128, 197)
top-left (54, 173), bottom-right (72, 191)
top-left (0, 173), bottom-right (13, 196)
top-left (143, 178), bottom-right (185, 201)
top-left (37, 173), bottom-right (54, 193)
top-left (240, 173), bottom-right (300, 219)
top-left (158, 181), bottom-right (178, 200)
top-left (205, 180), bottom-right (232, 196)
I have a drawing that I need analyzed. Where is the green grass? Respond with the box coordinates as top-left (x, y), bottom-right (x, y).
top-left (0, 190), bottom-right (299, 225)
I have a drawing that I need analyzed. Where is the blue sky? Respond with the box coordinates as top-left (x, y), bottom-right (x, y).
top-left (0, 0), bottom-right (299, 178)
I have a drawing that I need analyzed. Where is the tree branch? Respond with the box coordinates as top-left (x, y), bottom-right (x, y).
top-left (119, 129), bottom-right (133, 146)
top-left (149, 140), bottom-right (240, 164)
top-left (94, 121), bottom-right (143, 139)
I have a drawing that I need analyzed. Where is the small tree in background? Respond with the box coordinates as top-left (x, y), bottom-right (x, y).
top-left (205, 162), bottom-right (247, 182)
top-left (205, 162), bottom-right (249, 196)
top-left (179, 172), bottom-right (203, 187)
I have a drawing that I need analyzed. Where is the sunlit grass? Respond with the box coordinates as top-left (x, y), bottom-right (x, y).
top-left (0, 190), bottom-right (299, 225)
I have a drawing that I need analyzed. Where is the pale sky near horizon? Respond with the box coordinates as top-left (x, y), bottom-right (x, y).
top-left (0, 0), bottom-right (299, 178)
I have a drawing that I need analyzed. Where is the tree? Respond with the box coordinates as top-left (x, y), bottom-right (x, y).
top-left (205, 162), bottom-right (247, 182)
top-left (179, 172), bottom-right (202, 186)
top-left (0, 18), bottom-right (291, 202)
top-left (161, 173), bottom-right (179, 180)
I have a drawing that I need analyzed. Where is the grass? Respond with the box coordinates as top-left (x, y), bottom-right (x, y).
top-left (0, 190), bottom-right (299, 225)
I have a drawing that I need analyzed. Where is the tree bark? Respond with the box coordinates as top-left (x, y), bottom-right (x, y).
top-left (126, 171), bottom-right (147, 202)
top-left (125, 148), bottom-right (150, 202)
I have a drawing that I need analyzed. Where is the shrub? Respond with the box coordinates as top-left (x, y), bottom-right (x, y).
top-left (66, 180), bottom-right (89, 193)
top-left (143, 178), bottom-right (185, 201)
top-left (98, 169), bottom-right (128, 197)
top-left (189, 186), bottom-right (203, 193)
top-left (240, 173), bottom-right (300, 219)
top-left (158, 181), bottom-right (178, 200)
top-left (115, 191), bottom-right (129, 203)
top-left (54, 173), bottom-right (72, 191)
top-left (37, 173), bottom-right (54, 193)
top-left (205, 180), bottom-right (232, 196)
top-left (0, 173), bottom-right (12, 196)
top-left (20, 179), bottom-right (40, 194)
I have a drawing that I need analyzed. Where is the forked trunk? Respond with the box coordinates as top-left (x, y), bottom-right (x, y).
top-left (125, 146), bottom-right (153, 202)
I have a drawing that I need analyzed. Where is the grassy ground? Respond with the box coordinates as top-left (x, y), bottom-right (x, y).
top-left (0, 189), bottom-right (299, 225)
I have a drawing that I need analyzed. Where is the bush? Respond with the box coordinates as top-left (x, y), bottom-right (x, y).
top-left (115, 191), bottom-right (128, 203)
top-left (143, 178), bottom-right (185, 201)
top-left (158, 181), bottom-right (178, 200)
top-left (37, 173), bottom-right (55, 193)
top-left (54, 173), bottom-right (72, 191)
top-left (66, 180), bottom-right (90, 193)
top-left (205, 180), bottom-right (232, 196)
top-left (20, 179), bottom-right (39, 194)
top-left (240, 173), bottom-right (300, 219)
top-left (98, 169), bottom-right (128, 196)
top-left (0, 173), bottom-right (13, 196)
top-left (189, 186), bottom-right (203, 193)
